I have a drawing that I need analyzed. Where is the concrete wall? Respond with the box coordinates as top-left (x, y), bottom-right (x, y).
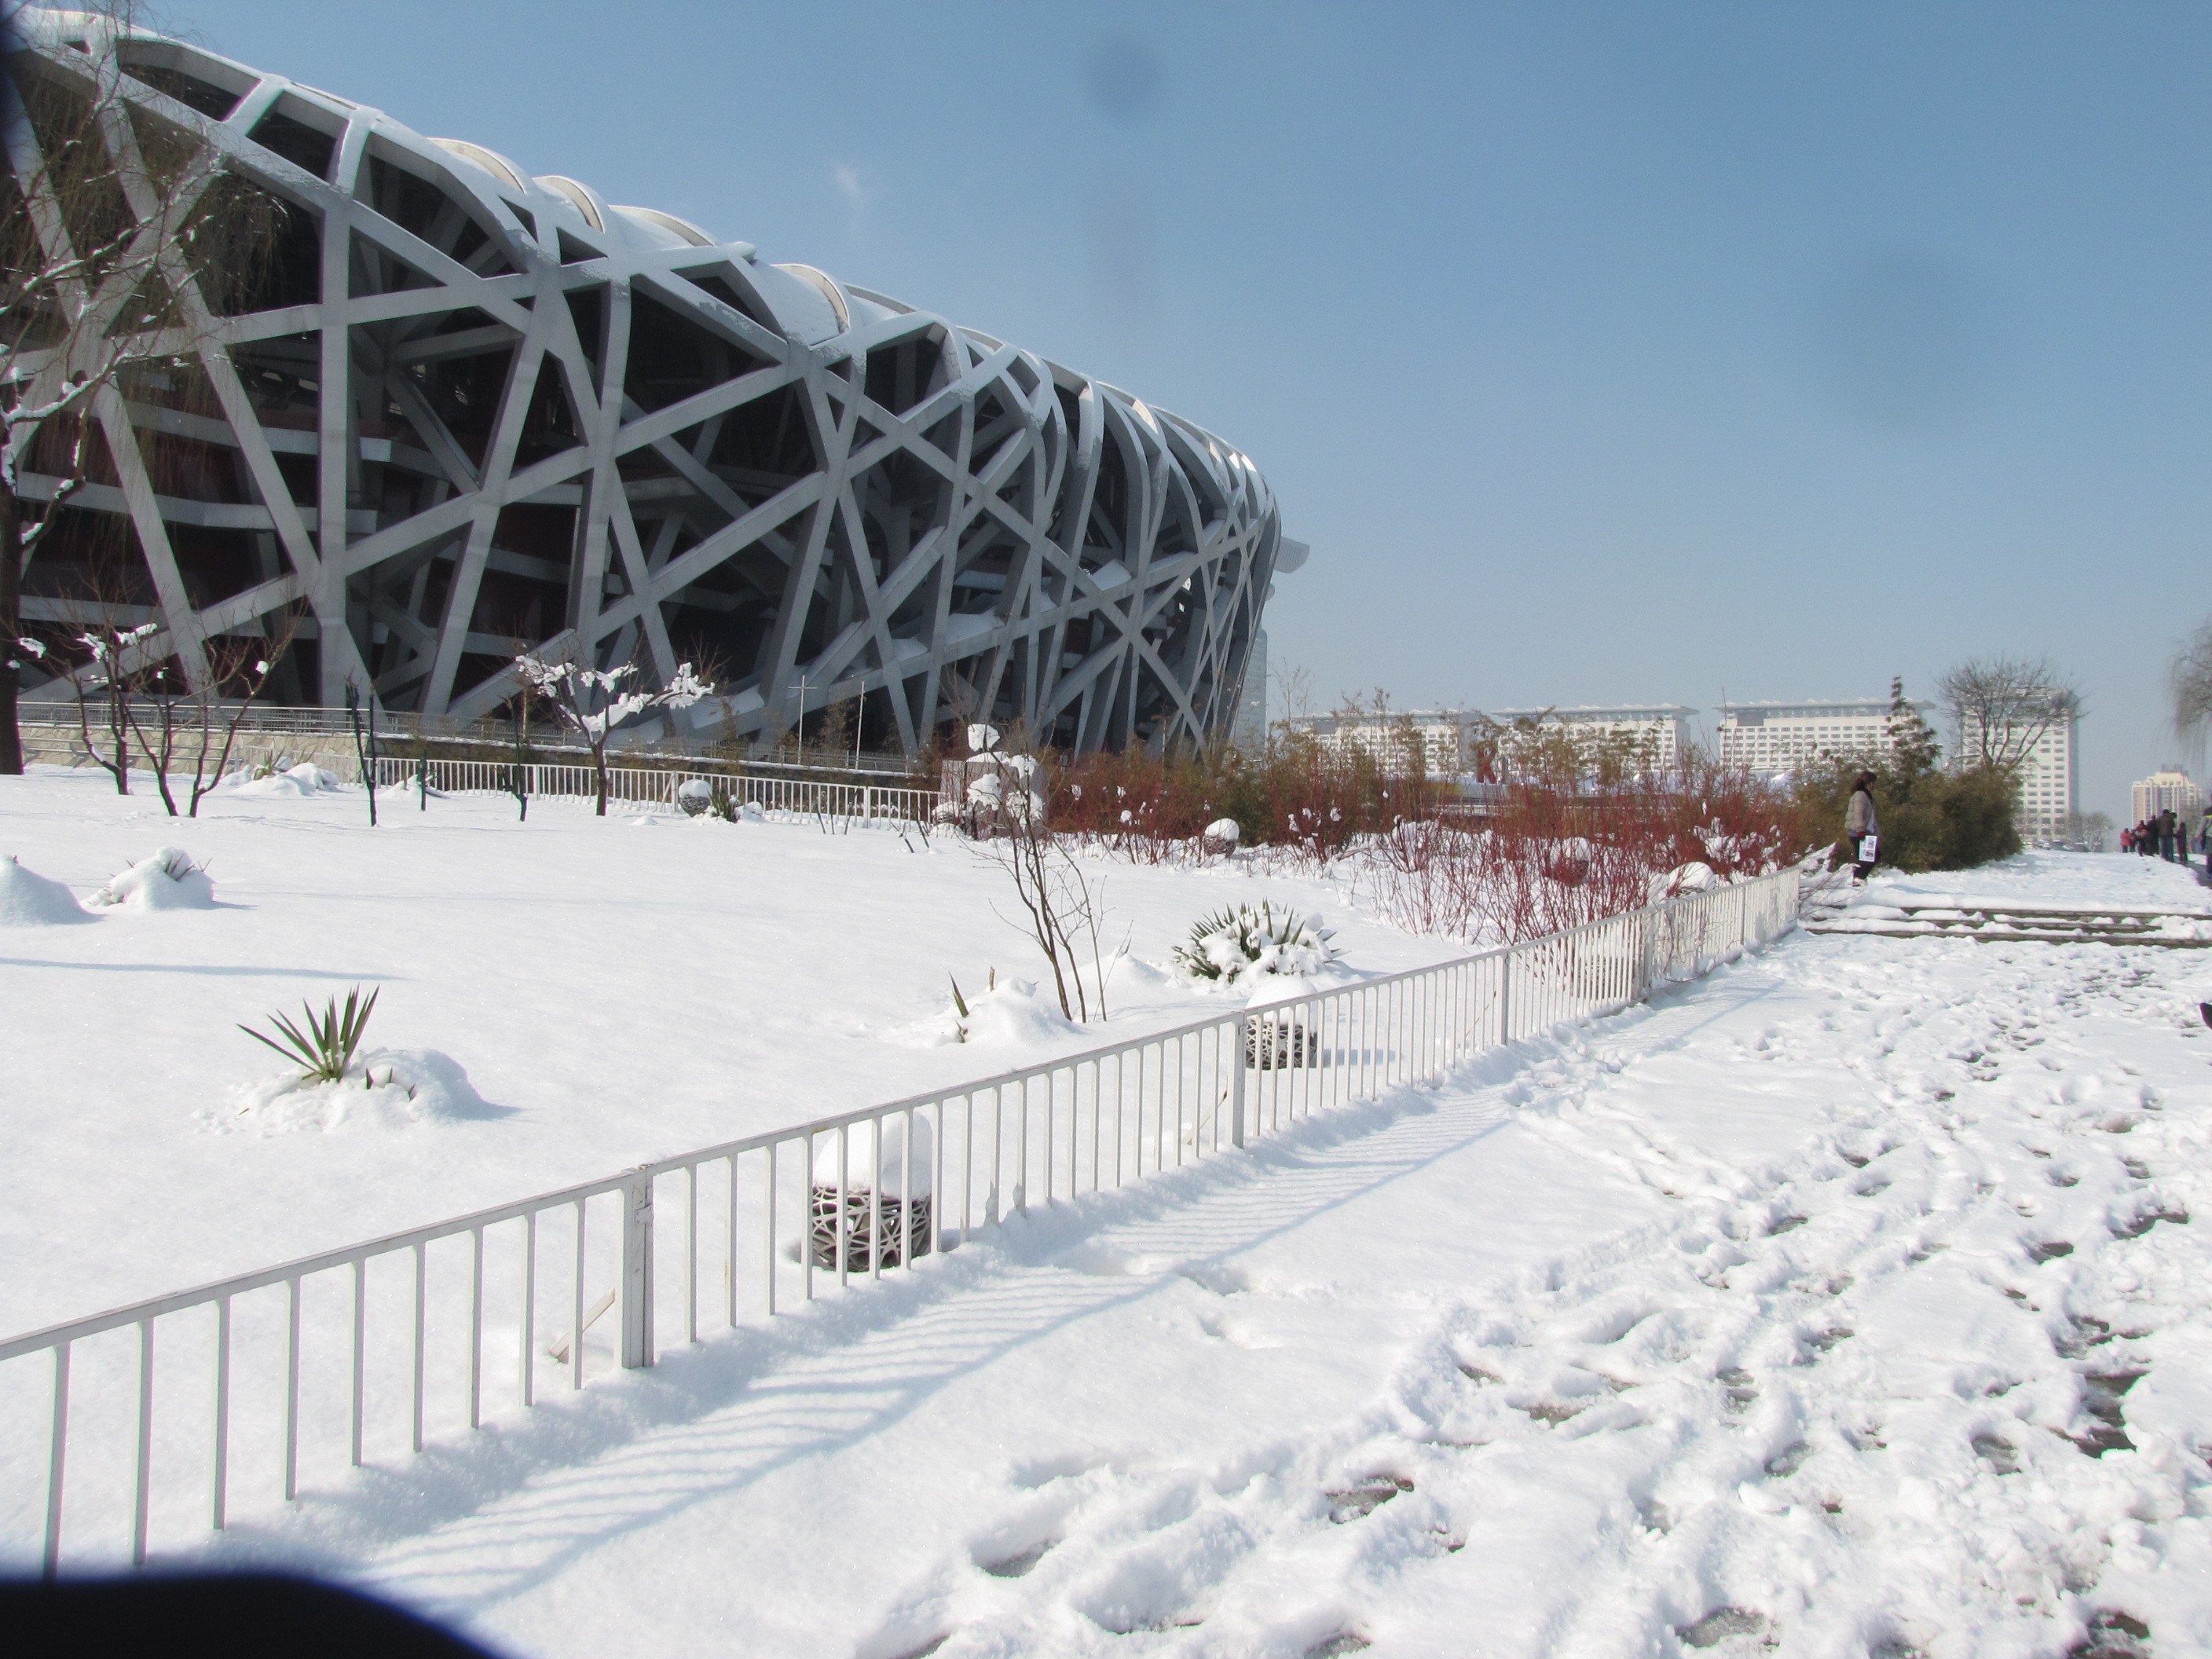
top-left (20, 723), bottom-right (364, 780)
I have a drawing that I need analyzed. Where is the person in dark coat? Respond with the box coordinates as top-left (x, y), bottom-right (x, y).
top-left (2162, 808), bottom-right (2180, 862)
top-left (1844, 771), bottom-right (1879, 884)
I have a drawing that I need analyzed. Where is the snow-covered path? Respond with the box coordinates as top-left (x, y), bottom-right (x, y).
top-left (192, 859), bottom-right (2212, 1659)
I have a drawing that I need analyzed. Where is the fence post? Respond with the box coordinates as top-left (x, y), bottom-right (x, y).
top-left (621, 1173), bottom-right (654, 1369)
top-left (1230, 1013), bottom-right (1248, 1148)
top-left (1499, 950), bottom-right (1513, 1045)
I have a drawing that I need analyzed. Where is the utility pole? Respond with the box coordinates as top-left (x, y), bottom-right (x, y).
top-left (789, 673), bottom-right (811, 765)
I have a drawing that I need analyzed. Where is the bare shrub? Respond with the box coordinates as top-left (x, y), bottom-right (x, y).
top-left (1353, 752), bottom-right (1811, 946)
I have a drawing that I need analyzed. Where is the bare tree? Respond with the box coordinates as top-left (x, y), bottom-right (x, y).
top-left (2170, 618), bottom-right (2212, 752)
top-left (1936, 654), bottom-right (2082, 777)
top-left (64, 610), bottom-right (152, 793)
top-left (2056, 809), bottom-right (2113, 852)
top-left (113, 616), bottom-right (298, 816)
top-left (515, 648), bottom-right (713, 815)
top-left (2, 5), bottom-right (283, 774)
top-left (965, 734), bottom-right (1115, 1022)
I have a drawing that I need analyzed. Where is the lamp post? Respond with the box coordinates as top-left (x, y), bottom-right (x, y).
top-left (788, 673), bottom-right (811, 767)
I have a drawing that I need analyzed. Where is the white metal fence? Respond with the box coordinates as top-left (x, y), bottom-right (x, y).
top-left (368, 756), bottom-right (943, 822)
top-left (0, 868), bottom-right (1799, 1575)
top-left (18, 701), bottom-right (922, 775)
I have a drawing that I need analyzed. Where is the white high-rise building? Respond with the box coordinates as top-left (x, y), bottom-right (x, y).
top-left (1715, 699), bottom-right (1932, 771)
top-left (1952, 690), bottom-right (2077, 841)
top-left (2013, 721), bottom-right (2077, 840)
top-left (2130, 771), bottom-right (2200, 827)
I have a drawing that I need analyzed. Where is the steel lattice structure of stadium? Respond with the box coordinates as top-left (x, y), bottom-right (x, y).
top-left (7, 14), bottom-right (1293, 755)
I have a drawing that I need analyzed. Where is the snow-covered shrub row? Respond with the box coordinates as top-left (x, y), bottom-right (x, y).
top-left (229, 761), bottom-right (343, 799)
top-left (1, 848), bottom-right (218, 924)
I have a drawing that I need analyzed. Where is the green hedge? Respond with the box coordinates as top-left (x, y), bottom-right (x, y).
top-left (1798, 760), bottom-right (2020, 873)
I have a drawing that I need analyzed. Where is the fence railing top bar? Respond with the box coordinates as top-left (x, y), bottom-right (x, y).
top-left (0, 866), bottom-right (1798, 1361)
top-left (0, 1159), bottom-right (661, 1361)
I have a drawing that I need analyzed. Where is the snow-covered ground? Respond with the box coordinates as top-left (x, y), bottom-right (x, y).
top-left (10, 767), bottom-right (2212, 1657)
top-left (0, 767), bottom-right (1449, 1331)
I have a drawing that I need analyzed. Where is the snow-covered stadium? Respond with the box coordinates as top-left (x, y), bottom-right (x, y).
top-left (7, 13), bottom-right (1290, 755)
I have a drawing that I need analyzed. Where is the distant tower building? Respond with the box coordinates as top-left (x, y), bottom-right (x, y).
top-left (1232, 630), bottom-right (1269, 751)
top-left (2012, 713), bottom-right (2078, 841)
top-left (1715, 698), bottom-right (1931, 771)
top-left (2132, 769), bottom-right (2202, 826)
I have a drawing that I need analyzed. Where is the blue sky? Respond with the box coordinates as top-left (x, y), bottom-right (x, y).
top-left (166, 0), bottom-right (2212, 820)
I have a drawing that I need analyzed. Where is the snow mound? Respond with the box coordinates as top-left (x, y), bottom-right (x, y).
top-left (808, 1111), bottom-right (933, 1197)
top-left (214, 1047), bottom-right (498, 1136)
top-left (1243, 967), bottom-right (1356, 1010)
top-left (964, 978), bottom-right (1084, 1046)
top-left (1107, 951), bottom-right (1174, 991)
top-left (0, 855), bottom-right (93, 925)
top-left (1650, 861), bottom-right (1719, 901)
top-left (87, 847), bottom-right (214, 910)
top-left (231, 761), bottom-right (343, 797)
top-left (894, 976), bottom-right (1086, 1048)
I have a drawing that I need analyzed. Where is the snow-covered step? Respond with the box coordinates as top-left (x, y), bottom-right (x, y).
top-left (1806, 900), bottom-right (2212, 947)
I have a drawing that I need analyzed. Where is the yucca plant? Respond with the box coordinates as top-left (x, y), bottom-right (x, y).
top-left (1174, 901), bottom-right (1337, 983)
top-left (240, 985), bottom-right (380, 1083)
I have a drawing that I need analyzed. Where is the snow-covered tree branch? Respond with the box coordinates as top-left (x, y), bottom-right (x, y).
top-left (515, 654), bottom-right (714, 815)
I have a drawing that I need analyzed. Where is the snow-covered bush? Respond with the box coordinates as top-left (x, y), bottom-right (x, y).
top-left (231, 760), bottom-right (340, 798)
top-left (676, 778), bottom-right (714, 817)
top-left (1174, 902), bottom-right (1339, 984)
top-left (1650, 861), bottom-right (1719, 902)
top-left (0, 855), bottom-right (93, 925)
top-left (86, 847), bottom-right (216, 910)
top-left (1202, 817), bottom-right (1241, 855)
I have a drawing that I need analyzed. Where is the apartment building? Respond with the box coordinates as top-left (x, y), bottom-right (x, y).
top-left (1714, 699), bottom-right (1931, 771)
top-left (1288, 709), bottom-right (1473, 774)
top-left (2131, 770), bottom-right (2202, 827)
top-left (2012, 720), bottom-right (2078, 840)
top-left (1285, 704), bottom-right (1692, 776)
top-left (1486, 706), bottom-right (1694, 768)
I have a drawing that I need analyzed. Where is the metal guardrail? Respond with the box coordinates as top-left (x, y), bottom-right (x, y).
top-left (0, 868), bottom-right (1800, 1574)
top-left (369, 756), bottom-right (943, 822)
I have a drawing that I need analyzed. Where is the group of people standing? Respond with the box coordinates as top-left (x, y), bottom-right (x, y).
top-left (2122, 808), bottom-right (2207, 864)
